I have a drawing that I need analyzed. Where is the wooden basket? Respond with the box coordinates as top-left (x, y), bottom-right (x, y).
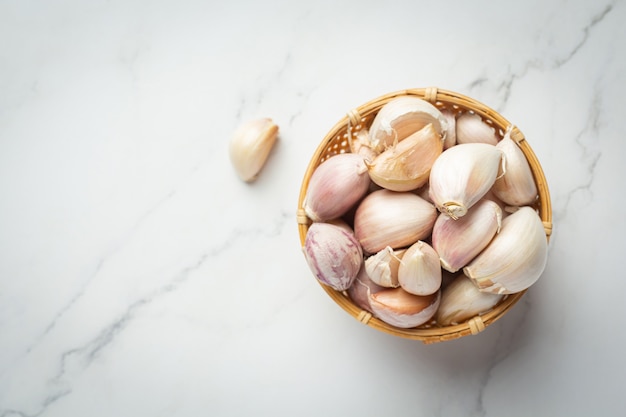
top-left (296, 87), bottom-right (552, 344)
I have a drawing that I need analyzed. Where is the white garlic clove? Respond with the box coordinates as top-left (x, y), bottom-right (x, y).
top-left (398, 241), bottom-right (442, 296)
top-left (303, 153), bottom-right (371, 222)
top-left (441, 109), bottom-right (457, 149)
top-left (354, 189), bottom-right (437, 254)
top-left (436, 274), bottom-right (503, 326)
top-left (364, 246), bottom-right (406, 288)
top-left (368, 96), bottom-right (448, 153)
top-left (492, 130), bottom-right (538, 206)
top-left (369, 287), bottom-right (440, 328)
top-left (229, 118), bottom-right (279, 182)
top-left (455, 112), bottom-right (499, 145)
top-left (463, 206), bottom-right (548, 294)
top-left (429, 143), bottom-right (503, 219)
top-left (347, 267), bottom-right (385, 313)
top-left (366, 124), bottom-right (443, 192)
top-left (303, 222), bottom-right (364, 291)
top-left (432, 199), bottom-right (503, 273)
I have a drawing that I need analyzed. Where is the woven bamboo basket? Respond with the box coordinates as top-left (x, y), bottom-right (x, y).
top-left (297, 87), bottom-right (552, 344)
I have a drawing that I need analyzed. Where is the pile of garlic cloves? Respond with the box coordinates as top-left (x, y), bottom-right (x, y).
top-left (303, 96), bottom-right (548, 330)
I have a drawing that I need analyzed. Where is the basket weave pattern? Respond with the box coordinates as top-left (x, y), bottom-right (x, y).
top-left (297, 87), bottom-right (552, 344)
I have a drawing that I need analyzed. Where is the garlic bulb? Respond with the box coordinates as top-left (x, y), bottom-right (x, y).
top-left (441, 109), bottom-right (457, 149)
top-left (354, 189), bottom-right (437, 254)
top-left (366, 124), bottom-right (443, 192)
top-left (229, 118), bottom-right (279, 182)
top-left (369, 287), bottom-right (440, 328)
top-left (492, 131), bottom-right (538, 206)
top-left (432, 199), bottom-right (502, 273)
top-left (368, 96), bottom-right (448, 153)
top-left (464, 206), bottom-right (548, 294)
top-left (364, 246), bottom-right (405, 288)
top-left (303, 222), bottom-right (363, 291)
top-left (304, 153), bottom-right (371, 222)
top-left (347, 267), bottom-right (385, 313)
top-left (436, 274), bottom-right (503, 326)
top-left (398, 241), bottom-right (441, 296)
top-left (429, 143), bottom-right (503, 219)
top-left (455, 113), bottom-right (499, 145)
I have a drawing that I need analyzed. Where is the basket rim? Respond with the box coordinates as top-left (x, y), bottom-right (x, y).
top-left (297, 87), bottom-right (552, 344)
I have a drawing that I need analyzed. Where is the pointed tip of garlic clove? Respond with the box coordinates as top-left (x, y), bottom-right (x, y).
top-left (229, 118), bottom-right (279, 182)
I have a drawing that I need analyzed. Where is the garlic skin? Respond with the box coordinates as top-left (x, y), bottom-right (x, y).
top-left (350, 129), bottom-right (379, 162)
top-left (432, 199), bottom-right (503, 273)
top-left (441, 109), bottom-right (457, 149)
top-left (455, 113), bottom-right (499, 145)
top-left (303, 222), bottom-right (363, 291)
top-left (464, 206), bottom-right (548, 295)
top-left (304, 153), bottom-right (371, 222)
top-left (436, 274), bottom-right (503, 326)
top-left (429, 143), bottom-right (503, 219)
top-left (398, 241), bottom-right (442, 296)
top-left (364, 246), bottom-right (405, 288)
top-left (229, 118), bottom-right (279, 182)
top-left (369, 288), bottom-right (440, 328)
top-left (368, 96), bottom-right (448, 153)
top-left (366, 124), bottom-right (443, 192)
top-left (354, 189), bottom-right (437, 254)
top-left (347, 267), bottom-right (385, 313)
top-left (492, 131), bottom-right (538, 206)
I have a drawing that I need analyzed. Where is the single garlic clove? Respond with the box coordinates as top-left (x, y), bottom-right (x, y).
top-left (369, 287), bottom-right (440, 328)
top-left (398, 241), bottom-right (442, 296)
top-left (303, 153), bottom-right (371, 222)
top-left (354, 189), bottom-right (437, 254)
top-left (463, 206), bottom-right (548, 294)
top-left (429, 143), bottom-right (503, 219)
top-left (455, 112), bottom-right (499, 145)
top-left (492, 130), bottom-right (538, 206)
top-left (229, 118), bottom-right (279, 182)
top-left (432, 199), bottom-right (503, 273)
top-left (366, 123), bottom-right (443, 192)
top-left (347, 267), bottom-right (385, 313)
top-left (364, 246), bottom-right (406, 288)
top-left (303, 222), bottom-right (363, 291)
top-left (368, 96), bottom-right (448, 153)
top-left (441, 109), bottom-right (457, 149)
top-left (436, 274), bottom-right (504, 326)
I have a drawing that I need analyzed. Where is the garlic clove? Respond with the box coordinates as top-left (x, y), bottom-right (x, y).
top-left (463, 206), bottom-right (548, 294)
top-left (303, 222), bottom-right (364, 291)
top-left (368, 96), bottom-right (448, 153)
top-left (369, 287), bottom-right (440, 328)
top-left (429, 143), bottom-right (503, 219)
top-left (432, 199), bottom-right (503, 273)
top-left (455, 112), bottom-right (499, 145)
top-left (441, 109), bottom-right (457, 149)
top-left (354, 189), bottom-right (437, 254)
top-left (303, 153), bottom-right (371, 222)
top-left (436, 274), bottom-right (503, 326)
top-left (229, 118), bottom-right (279, 182)
top-left (347, 267), bottom-right (386, 313)
top-left (398, 241), bottom-right (442, 296)
top-left (366, 123), bottom-right (443, 192)
top-left (492, 130), bottom-right (538, 206)
top-left (364, 246), bottom-right (406, 288)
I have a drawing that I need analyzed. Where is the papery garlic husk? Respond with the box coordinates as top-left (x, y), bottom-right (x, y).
top-left (463, 206), bottom-right (548, 294)
top-left (354, 189), bottom-right (437, 254)
top-left (303, 222), bottom-right (363, 291)
top-left (455, 112), bottom-right (499, 145)
top-left (366, 124), bottom-right (443, 192)
top-left (398, 241), bottom-right (442, 296)
top-left (368, 96), bottom-right (448, 153)
top-left (364, 246), bottom-right (406, 288)
top-left (432, 199), bottom-right (503, 273)
top-left (429, 143), bottom-right (503, 219)
top-left (350, 129), bottom-right (379, 162)
top-left (304, 153), bottom-right (371, 222)
top-left (436, 274), bottom-right (504, 326)
top-left (369, 287), bottom-right (440, 328)
top-left (229, 118), bottom-right (279, 182)
top-left (441, 109), bottom-right (457, 149)
top-left (347, 267), bottom-right (386, 313)
top-left (492, 130), bottom-right (538, 206)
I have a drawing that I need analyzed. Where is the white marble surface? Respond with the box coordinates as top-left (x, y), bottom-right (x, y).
top-left (1, 0), bottom-right (624, 416)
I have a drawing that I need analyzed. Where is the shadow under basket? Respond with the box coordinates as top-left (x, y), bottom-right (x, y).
top-left (297, 87), bottom-right (552, 344)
